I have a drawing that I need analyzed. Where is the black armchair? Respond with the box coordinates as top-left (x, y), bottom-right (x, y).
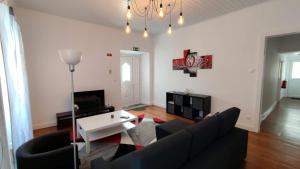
top-left (16, 130), bottom-right (80, 169)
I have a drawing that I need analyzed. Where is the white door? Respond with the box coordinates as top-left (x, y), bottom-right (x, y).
top-left (120, 56), bottom-right (140, 107)
top-left (288, 60), bottom-right (300, 98)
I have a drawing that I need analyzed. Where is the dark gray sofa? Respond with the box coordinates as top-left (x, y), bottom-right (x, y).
top-left (91, 107), bottom-right (248, 169)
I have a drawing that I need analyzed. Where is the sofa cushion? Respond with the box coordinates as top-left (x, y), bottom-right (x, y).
top-left (185, 116), bottom-right (220, 159)
top-left (132, 130), bottom-right (192, 169)
top-left (182, 128), bottom-right (248, 169)
top-left (218, 107), bottom-right (240, 137)
top-left (156, 119), bottom-right (190, 140)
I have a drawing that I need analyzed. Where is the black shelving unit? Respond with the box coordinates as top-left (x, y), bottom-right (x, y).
top-left (166, 91), bottom-right (211, 120)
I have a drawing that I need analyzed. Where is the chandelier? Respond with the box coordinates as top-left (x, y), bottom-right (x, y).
top-left (125, 0), bottom-right (184, 38)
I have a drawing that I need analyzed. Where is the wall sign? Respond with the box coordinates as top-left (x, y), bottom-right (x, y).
top-left (173, 49), bottom-right (213, 77)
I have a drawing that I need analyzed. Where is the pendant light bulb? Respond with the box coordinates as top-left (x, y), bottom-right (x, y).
top-left (168, 24), bottom-right (172, 34)
top-left (127, 5), bottom-right (132, 19)
top-left (143, 28), bottom-right (149, 38)
top-left (159, 4), bottom-right (164, 18)
top-left (125, 22), bottom-right (131, 34)
top-left (178, 12), bottom-right (184, 25)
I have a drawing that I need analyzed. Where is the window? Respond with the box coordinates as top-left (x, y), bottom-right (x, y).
top-left (122, 63), bottom-right (131, 82)
top-left (292, 62), bottom-right (300, 79)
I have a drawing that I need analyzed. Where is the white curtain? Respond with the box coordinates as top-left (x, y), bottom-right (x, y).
top-left (0, 3), bottom-right (33, 156)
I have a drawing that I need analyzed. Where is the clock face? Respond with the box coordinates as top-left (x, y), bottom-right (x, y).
top-left (186, 53), bottom-right (196, 67)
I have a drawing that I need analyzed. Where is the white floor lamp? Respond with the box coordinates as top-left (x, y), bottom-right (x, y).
top-left (58, 49), bottom-right (82, 169)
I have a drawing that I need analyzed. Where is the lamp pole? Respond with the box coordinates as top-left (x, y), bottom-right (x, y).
top-left (69, 65), bottom-right (77, 169)
top-left (58, 49), bottom-right (82, 169)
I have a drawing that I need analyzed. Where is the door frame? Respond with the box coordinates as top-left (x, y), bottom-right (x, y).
top-left (120, 50), bottom-right (152, 109)
top-left (256, 27), bottom-right (300, 132)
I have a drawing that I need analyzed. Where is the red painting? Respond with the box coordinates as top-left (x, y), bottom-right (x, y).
top-left (199, 55), bottom-right (213, 69)
top-left (172, 49), bottom-right (213, 77)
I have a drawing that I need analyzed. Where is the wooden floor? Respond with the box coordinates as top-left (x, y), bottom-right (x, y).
top-left (242, 98), bottom-right (300, 169)
top-left (34, 104), bottom-right (300, 169)
top-left (261, 98), bottom-right (300, 143)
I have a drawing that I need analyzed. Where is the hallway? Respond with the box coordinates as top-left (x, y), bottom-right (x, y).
top-left (261, 98), bottom-right (300, 143)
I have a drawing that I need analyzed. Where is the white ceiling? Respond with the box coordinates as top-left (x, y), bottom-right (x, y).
top-left (14, 0), bottom-right (271, 34)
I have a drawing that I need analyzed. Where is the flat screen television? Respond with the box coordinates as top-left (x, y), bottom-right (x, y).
top-left (74, 90), bottom-right (105, 111)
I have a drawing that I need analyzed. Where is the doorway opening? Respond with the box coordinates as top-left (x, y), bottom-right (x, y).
top-left (260, 33), bottom-right (300, 143)
top-left (120, 50), bottom-right (151, 111)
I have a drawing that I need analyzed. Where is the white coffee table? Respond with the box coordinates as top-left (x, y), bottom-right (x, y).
top-left (76, 110), bottom-right (138, 154)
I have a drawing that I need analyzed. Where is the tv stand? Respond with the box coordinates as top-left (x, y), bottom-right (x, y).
top-left (56, 106), bottom-right (115, 129)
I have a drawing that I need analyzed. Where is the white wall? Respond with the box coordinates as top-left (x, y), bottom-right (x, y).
top-left (261, 38), bottom-right (280, 112)
top-left (153, 0), bottom-right (300, 132)
top-left (4, 0), bottom-right (16, 6)
top-left (261, 38), bottom-right (280, 120)
top-left (280, 54), bottom-right (288, 99)
top-left (15, 7), bottom-right (153, 129)
top-left (278, 34), bottom-right (300, 53)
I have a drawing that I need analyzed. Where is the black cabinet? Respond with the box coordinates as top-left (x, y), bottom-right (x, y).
top-left (192, 97), bottom-right (203, 110)
top-left (166, 92), bottom-right (211, 120)
top-left (167, 101), bottom-right (175, 114)
top-left (183, 107), bottom-right (193, 119)
top-left (56, 106), bottom-right (115, 129)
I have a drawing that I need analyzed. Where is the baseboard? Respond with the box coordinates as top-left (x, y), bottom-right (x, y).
top-left (153, 102), bottom-right (166, 109)
top-left (260, 101), bottom-right (277, 122)
top-left (141, 100), bottom-right (152, 105)
top-left (123, 104), bottom-right (148, 111)
top-left (33, 121), bottom-right (56, 130)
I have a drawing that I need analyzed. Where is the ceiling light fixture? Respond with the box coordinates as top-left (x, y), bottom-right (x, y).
top-left (124, 0), bottom-right (184, 36)
top-left (125, 21), bottom-right (131, 34)
top-left (178, 0), bottom-right (184, 25)
top-left (144, 28), bottom-right (149, 38)
top-left (126, 0), bottom-right (132, 19)
top-left (143, 7), bottom-right (149, 38)
top-left (168, 4), bottom-right (172, 35)
top-left (168, 24), bottom-right (172, 34)
top-left (159, 0), bottom-right (164, 18)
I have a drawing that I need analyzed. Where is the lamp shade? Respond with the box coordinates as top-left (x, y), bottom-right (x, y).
top-left (58, 49), bottom-right (82, 66)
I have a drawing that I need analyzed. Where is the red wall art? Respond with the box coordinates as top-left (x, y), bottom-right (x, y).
top-left (172, 49), bottom-right (213, 77)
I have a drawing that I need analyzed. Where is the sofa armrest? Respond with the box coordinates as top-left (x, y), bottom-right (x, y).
top-left (17, 144), bottom-right (79, 169)
top-left (31, 130), bottom-right (71, 153)
top-left (155, 120), bottom-right (191, 140)
top-left (91, 157), bottom-right (111, 169)
top-left (45, 130), bottom-right (71, 145)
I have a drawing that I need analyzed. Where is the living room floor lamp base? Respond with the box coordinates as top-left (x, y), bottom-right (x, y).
top-left (58, 49), bottom-right (83, 169)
